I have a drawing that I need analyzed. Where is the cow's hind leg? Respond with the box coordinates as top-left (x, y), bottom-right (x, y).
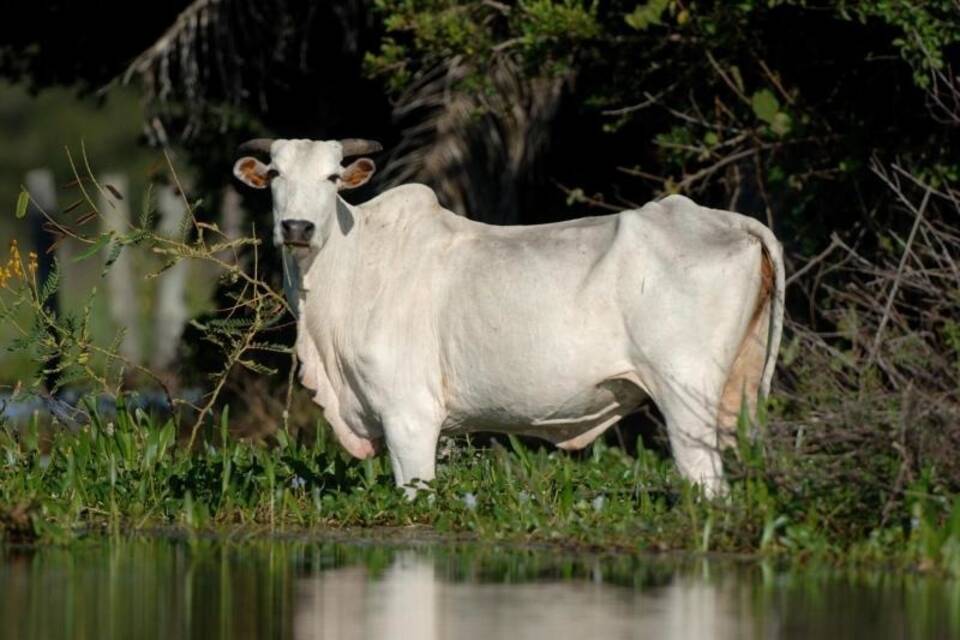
top-left (717, 251), bottom-right (775, 447)
top-left (652, 366), bottom-right (728, 498)
top-left (382, 410), bottom-right (442, 498)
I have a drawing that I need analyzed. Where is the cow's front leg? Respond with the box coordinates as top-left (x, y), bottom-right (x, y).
top-left (382, 412), bottom-right (442, 498)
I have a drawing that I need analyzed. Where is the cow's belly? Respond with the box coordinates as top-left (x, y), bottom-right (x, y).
top-left (442, 363), bottom-right (649, 449)
top-left (437, 271), bottom-right (650, 447)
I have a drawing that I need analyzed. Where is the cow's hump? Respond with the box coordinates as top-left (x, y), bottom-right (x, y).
top-left (360, 183), bottom-right (441, 217)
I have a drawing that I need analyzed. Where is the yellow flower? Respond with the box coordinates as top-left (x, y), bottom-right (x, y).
top-left (6, 240), bottom-right (24, 280)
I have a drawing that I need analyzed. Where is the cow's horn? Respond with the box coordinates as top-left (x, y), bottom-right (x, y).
top-left (237, 138), bottom-right (275, 155)
top-left (339, 139), bottom-right (383, 157)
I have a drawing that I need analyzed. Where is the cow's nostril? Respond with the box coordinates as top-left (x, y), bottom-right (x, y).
top-left (281, 219), bottom-right (315, 245)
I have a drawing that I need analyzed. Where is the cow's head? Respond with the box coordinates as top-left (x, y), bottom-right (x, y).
top-left (232, 138), bottom-right (381, 251)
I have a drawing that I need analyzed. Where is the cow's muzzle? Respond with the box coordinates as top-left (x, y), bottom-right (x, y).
top-left (281, 220), bottom-right (315, 247)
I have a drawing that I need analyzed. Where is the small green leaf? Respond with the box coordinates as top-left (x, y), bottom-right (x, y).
top-left (771, 112), bottom-right (792, 136)
top-left (102, 241), bottom-right (123, 274)
top-left (73, 233), bottom-right (112, 263)
top-left (624, 0), bottom-right (670, 31)
top-left (751, 89), bottom-right (780, 125)
top-left (565, 187), bottom-right (585, 206)
top-left (729, 65), bottom-right (745, 95)
top-left (15, 189), bottom-right (29, 219)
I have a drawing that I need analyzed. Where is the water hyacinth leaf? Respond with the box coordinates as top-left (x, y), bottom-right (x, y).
top-left (73, 233), bottom-right (112, 263)
top-left (15, 188), bottom-right (29, 219)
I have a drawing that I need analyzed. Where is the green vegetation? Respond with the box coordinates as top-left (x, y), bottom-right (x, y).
top-left (0, 81), bottom-right (184, 384)
top-left (0, 147), bottom-right (284, 431)
top-left (364, 0), bottom-right (960, 245)
top-left (2, 399), bottom-right (959, 577)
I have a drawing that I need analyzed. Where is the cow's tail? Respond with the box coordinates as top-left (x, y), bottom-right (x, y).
top-left (748, 219), bottom-right (785, 400)
top-left (718, 217), bottom-right (785, 444)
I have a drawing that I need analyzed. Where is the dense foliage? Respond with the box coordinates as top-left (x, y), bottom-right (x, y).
top-left (2, 1), bottom-right (957, 234)
top-left (365, 0), bottom-right (960, 235)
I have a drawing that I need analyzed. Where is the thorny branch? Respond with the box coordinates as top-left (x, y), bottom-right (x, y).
top-left (1, 148), bottom-right (297, 446)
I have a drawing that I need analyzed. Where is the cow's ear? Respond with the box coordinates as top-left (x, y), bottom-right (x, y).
top-left (339, 158), bottom-right (376, 190)
top-left (233, 157), bottom-right (275, 189)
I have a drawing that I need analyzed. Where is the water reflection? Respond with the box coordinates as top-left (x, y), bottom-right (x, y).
top-left (0, 538), bottom-right (957, 639)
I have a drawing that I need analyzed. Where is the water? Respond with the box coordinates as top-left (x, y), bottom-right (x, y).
top-left (0, 536), bottom-right (957, 639)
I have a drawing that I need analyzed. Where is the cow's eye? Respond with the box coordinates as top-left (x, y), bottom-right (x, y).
top-left (326, 174), bottom-right (339, 183)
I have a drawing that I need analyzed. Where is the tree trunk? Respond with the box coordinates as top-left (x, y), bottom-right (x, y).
top-left (150, 184), bottom-right (190, 371)
top-left (98, 174), bottom-right (142, 365)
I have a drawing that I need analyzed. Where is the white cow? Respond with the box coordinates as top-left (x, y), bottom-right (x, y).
top-left (234, 138), bottom-right (784, 497)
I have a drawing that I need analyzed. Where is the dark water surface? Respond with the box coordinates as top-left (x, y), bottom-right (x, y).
top-left (0, 536), bottom-right (957, 639)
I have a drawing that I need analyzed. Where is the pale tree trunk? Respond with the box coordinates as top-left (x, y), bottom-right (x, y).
top-left (98, 174), bottom-right (142, 365)
top-left (219, 186), bottom-right (245, 256)
top-left (25, 169), bottom-right (61, 294)
top-left (217, 186), bottom-right (250, 272)
top-left (150, 185), bottom-right (190, 371)
top-left (25, 168), bottom-right (61, 389)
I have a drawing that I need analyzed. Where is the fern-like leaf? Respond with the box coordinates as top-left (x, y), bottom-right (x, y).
top-left (40, 259), bottom-right (61, 305)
